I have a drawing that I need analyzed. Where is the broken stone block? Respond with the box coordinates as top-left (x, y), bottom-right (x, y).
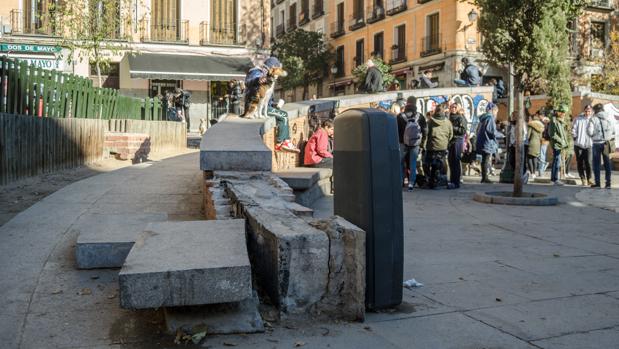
top-left (119, 220), bottom-right (252, 309)
top-left (310, 216), bottom-right (366, 321)
top-left (164, 294), bottom-right (264, 335)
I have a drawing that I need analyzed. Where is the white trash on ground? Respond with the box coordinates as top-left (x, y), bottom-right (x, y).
top-left (403, 278), bottom-right (424, 288)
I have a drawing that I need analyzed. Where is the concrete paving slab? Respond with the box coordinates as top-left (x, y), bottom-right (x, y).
top-left (413, 280), bottom-right (529, 311)
top-left (465, 294), bottom-right (619, 341)
top-left (75, 213), bottom-right (168, 269)
top-left (164, 295), bottom-right (264, 335)
top-left (532, 327), bottom-right (619, 349)
top-left (364, 290), bottom-right (456, 323)
top-left (369, 312), bottom-right (536, 349)
top-left (119, 220), bottom-right (252, 309)
top-left (200, 117), bottom-right (272, 171)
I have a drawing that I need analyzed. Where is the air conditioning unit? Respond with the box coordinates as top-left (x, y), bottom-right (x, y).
top-left (591, 48), bottom-right (605, 58)
top-left (2, 24), bottom-right (11, 34)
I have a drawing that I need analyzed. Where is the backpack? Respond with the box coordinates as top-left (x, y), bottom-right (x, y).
top-left (404, 115), bottom-right (422, 147)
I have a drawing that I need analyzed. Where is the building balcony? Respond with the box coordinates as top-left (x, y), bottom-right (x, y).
top-left (366, 5), bottom-right (386, 24)
top-left (587, 0), bottom-right (614, 12)
top-left (348, 14), bottom-right (365, 31)
top-left (275, 24), bottom-right (285, 38)
top-left (9, 9), bottom-right (58, 36)
top-left (330, 22), bottom-right (345, 38)
top-left (299, 11), bottom-right (310, 26)
top-left (287, 20), bottom-right (297, 32)
top-left (312, 1), bottom-right (325, 19)
top-left (390, 44), bottom-right (407, 64)
top-left (276, 0), bottom-right (285, 4)
top-left (421, 33), bottom-right (442, 57)
top-left (386, 0), bottom-right (407, 16)
top-left (140, 19), bottom-right (188, 44)
top-left (417, 0), bottom-right (434, 4)
top-left (199, 21), bottom-right (244, 46)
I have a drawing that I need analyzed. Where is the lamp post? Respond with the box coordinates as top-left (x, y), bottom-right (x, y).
top-left (330, 66), bottom-right (338, 96)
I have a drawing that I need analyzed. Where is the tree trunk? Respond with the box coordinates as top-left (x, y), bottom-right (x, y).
top-left (302, 84), bottom-right (308, 101)
top-left (513, 86), bottom-right (525, 197)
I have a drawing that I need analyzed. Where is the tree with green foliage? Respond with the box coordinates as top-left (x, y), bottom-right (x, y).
top-left (352, 57), bottom-right (395, 91)
top-left (592, 31), bottom-right (619, 95)
top-left (272, 29), bottom-right (334, 100)
top-left (466, 0), bottom-right (586, 196)
top-left (51, 0), bottom-right (137, 88)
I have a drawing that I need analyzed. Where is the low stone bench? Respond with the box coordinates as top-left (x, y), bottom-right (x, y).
top-left (75, 213), bottom-right (167, 269)
top-left (119, 219), bottom-right (252, 309)
top-left (275, 167), bottom-right (332, 207)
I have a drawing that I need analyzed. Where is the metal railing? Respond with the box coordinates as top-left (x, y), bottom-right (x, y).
top-left (10, 9), bottom-right (58, 36)
top-left (348, 14), bottom-right (365, 31)
top-left (287, 17), bottom-right (297, 32)
top-left (366, 5), bottom-right (385, 24)
top-left (386, 0), bottom-right (407, 16)
top-left (330, 21), bottom-right (345, 38)
top-left (140, 19), bottom-right (188, 43)
top-left (390, 43), bottom-right (407, 64)
top-left (299, 10), bottom-right (310, 26)
top-left (199, 21), bottom-right (241, 45)
top-left (275, 23), bottom-right (285, 37)
top-left (588, 0), bottom-right (612, 8)
top-left (421, 33), bottom-right (442, 57)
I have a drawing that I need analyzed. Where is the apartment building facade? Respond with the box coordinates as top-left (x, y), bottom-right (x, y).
top-left (271, 0), bottom-right (618, 99)
top-left (0, 0), bottom-right (270, 129)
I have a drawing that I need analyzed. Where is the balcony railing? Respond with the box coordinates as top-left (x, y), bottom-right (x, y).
top-left (10, 9), bottom-right (58, 36)
top-left (140, 19), bottom-right (188, 43)
top-left (386, 0), bottom-right (407, 16)
top-left (390, 43), bottom-right (407, 64)
top-left (312, 0), bottom-right (325, 19)
top-left (366, 5), bottom-right (386, 24)
top-left (330, 21), bottom-right (345, 38)
top-left (417, 0), bottom-right (434, 3)
top-left (299, 10), bottom-right (310, 26)
top-left (275, 23), bottom-right (285, 37)
top-left (587, 0), bottom-right (613, 10)
top-left (421, 33), bottom-right (442, 57)
top-left (348, 14), bottom-right (365, 31)
top-left (287, 18), bottom-right (297, 32)
top-left (199, 21), bottom-right (243, 45)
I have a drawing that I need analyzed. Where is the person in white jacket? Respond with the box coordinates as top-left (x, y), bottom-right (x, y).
top-left (587, 104), bottom-right (616, 188)
top-left (572, 105), bottom-right (593, 186)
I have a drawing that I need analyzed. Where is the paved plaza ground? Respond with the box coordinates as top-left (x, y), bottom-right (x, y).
top-left (1, 152), bottom-right (618, 348)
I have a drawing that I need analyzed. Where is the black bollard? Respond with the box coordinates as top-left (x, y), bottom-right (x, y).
top-left (334, 108), bottom-right (403, 310)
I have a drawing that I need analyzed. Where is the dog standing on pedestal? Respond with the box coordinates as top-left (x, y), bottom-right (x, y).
top-left (243, 57), bottom-right (287, 119)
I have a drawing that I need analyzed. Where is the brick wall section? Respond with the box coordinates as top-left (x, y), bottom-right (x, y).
top-left (104, 132), bottom-right (151, 162)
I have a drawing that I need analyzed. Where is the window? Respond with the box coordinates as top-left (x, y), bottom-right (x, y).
top-left (289, 3), bottom-right (297, 29)
top-left (355, 39), bottom-right (364, 67)
top-left (335, 45), bottom-right (345, 77)
top-left (373, 32), bottom-right (384, 59)
top-left (391, 24), bottom-right (406, 62)
top-left (422, 13), bottom-right (441, 56)
top-left (22, 0), bottom-right (58, 35)
top-left (353, 0), bottom-right (364, 19)
top-left (211, 0), bottom-right (237, 43)
top-left (590, 21), bottom-right (607, 57)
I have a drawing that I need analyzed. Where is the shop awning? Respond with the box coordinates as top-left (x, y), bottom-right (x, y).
top-left (127, 53), bottom-right (253, 81)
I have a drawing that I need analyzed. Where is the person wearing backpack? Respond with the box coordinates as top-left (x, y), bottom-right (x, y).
top-left (587, 103), bottom-right (616, 188)
top-left (426, 103), bottom-right (454, 189)
top-left (398, 96), bottom-right (428, 191)
top-left (448, 103), bottom-right (468, 189)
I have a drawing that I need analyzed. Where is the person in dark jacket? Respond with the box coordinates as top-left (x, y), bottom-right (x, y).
top-left (476, 103), bottom-right (499, 183)
top-left (363, 59), bottom-right (384, 93)
top-left (419, 70), bottom-right (438, 89)
top-left (549, 105), bottom-right (570, 185)
top-left (454, 57), bottom-right (482, 87)
top-left (228, 79), bottom-right (243, 115)
top-left (426, 103), bottom-right (454, 189)
top-left (448, 103), bottom-right (468, 188)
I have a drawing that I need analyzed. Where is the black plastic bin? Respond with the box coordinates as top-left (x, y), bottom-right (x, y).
top-left (333, 108), bottom-right (404, 310)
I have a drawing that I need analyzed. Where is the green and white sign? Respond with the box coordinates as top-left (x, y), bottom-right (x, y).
top-left (1, 54), bottom-right (65, 70)
top-left (0, 43), bottom-right (62, 53)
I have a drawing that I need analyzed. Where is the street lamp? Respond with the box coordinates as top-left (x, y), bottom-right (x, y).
top-left (330, 66), bottom-right (338, 96)
top-left (468, 9), bottom-right (478, 23)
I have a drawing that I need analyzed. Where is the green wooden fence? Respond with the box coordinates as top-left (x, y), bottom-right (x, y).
top-left (0, 56), bottom-right (161, 120)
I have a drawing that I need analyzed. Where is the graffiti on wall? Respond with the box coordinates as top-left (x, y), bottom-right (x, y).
top-left (379, 93), bottom-right (490, 133)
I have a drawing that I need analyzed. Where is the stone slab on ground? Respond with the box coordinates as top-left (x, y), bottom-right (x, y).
top-left (119, 219), bottom-right (252, 309)
top-left (75, 213), bottom-right (168, 269)
top-left (200, 117), bottom-right (271, 171)
top-left (164, 294), bottom-right (264, 335)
